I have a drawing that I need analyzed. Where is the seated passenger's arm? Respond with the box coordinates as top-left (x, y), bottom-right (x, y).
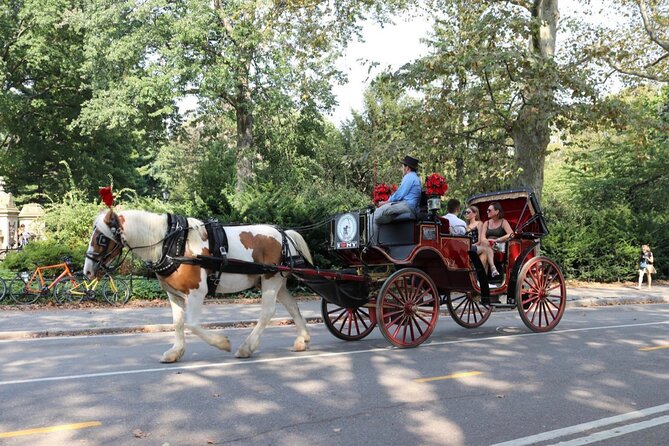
top-left (497, 219), bottom-right (515, 243)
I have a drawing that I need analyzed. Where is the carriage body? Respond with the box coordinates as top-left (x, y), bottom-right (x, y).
top-left (315, 188), bottom-right (566, 347)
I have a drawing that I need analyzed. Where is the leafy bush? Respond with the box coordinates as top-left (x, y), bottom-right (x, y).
top-left (2, 241), bottom-right (83, 272)
top-left (127, 277), bottom-right (165, 300)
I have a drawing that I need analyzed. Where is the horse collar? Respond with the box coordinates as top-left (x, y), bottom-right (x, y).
top-left (148, 214), bottom-right (190, 277)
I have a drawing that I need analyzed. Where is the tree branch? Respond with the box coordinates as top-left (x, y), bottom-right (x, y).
top-left (636, 0), bottom-right (669, 52)
top-left (609, 60), bottom-right (669, 82)
top-left (645, 52), bottom-right (669, 68)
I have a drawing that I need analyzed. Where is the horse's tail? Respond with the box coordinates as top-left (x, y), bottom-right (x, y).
top-left (286, 230), bottom-right (314, 266)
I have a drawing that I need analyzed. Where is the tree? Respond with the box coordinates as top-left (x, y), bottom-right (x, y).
top-left (600, 0), bottom-right (669, 82)
top-left (387, 0), bottom-right (599, 198)
top-left (75, 0), bottom-right (405, 193)
top-left (0, 0), bottom-right (161, 202)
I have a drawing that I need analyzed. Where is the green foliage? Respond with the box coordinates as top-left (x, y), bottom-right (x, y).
top-left (2, 241), bottom-right (82, 272)
top-left (543, 85), bottom-right (669, 281)
top-left (127, 277), bottom-right (165, 301)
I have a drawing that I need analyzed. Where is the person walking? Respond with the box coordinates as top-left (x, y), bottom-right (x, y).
top-left (637, 244), bottom-right (656, 289)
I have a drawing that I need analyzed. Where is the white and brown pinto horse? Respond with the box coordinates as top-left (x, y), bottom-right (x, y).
top-left (83, 209), bottom-right (313, 362)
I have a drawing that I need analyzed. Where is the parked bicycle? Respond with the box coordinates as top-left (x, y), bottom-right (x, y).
top-left (9, 256), bottom-right (77, 304)
top-left (0, 277), bottom-right (8, 303)
top-left (53, 269), bottom-right (130, 305)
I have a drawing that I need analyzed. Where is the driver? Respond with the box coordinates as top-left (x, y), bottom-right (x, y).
top-left (372, 155), bottom-right (422, 243)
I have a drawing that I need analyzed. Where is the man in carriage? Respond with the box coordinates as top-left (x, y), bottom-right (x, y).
top-left (371, 155), bottom-right (422, 243)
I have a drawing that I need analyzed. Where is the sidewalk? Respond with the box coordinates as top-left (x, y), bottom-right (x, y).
top-left (0, 285), bottom-right (667, 340)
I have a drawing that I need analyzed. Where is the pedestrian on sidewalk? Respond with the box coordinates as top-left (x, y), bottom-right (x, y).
top-left (637, 244), bottom-right (656, 289)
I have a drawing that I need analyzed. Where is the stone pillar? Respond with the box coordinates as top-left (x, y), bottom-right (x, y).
top-left (0, 178), bottom-right (20, 250)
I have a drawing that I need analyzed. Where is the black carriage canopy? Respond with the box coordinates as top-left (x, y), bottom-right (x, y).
top-left (466, 188), bottom-right (548, 238)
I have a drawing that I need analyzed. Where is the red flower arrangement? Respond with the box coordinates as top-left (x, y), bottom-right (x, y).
top-left (425, 173), bottom-right (448, 196)
top-left (373, 183), bottom-right (398, 204)
top-left (98, 186), bottom-right (114, 208)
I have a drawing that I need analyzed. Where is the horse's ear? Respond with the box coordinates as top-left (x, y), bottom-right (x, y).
top-left (103, 209), bottom-right (123, 236)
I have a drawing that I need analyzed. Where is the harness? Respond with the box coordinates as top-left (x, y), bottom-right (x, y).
top-left (146, 214), bottom-right (190, 277)
top-left (202, 219), bottom-right (229, 293)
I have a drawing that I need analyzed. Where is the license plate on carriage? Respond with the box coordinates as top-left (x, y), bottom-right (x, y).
top-left (333, 212), bottom-right (360, 249)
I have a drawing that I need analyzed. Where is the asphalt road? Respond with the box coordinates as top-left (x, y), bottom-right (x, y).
top-left (1, 304), bottom-right (668, 446)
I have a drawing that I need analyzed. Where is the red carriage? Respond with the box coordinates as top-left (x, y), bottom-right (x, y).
top-left (296, 188), bottom-right (567, 348)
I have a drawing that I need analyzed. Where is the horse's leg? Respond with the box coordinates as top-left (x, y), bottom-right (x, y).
top-left (161, 293), bottom-right (187, 363)
top-left (185, 287), bottom-right (231, 353)
top-left (276, 281), bottom-right (310, 352)
top-left (235, 276), bottom-right (279, 358)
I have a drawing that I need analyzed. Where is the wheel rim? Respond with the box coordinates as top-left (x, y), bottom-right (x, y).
top-left (516, 257), bottom-right (566, 332)
top-left (55, 276), bottom-right (86, 304)
top-left (322, 300), bottom-right (376, 341)
top-left (10, 277), bottom-right (39, 305)
top-left (376, 268), bottom-right (439, 348)
top-left (446, 292), bottom-right (492, 328)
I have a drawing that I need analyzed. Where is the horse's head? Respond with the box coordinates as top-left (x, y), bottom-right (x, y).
top-left (83, 210), bottom-right (124, 279)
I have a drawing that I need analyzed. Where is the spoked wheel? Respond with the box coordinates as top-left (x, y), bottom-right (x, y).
top-left (446, 291), bottom-right (492, 328)
top-left (102, 277), bottom-right (130, 304)
top-left (9, 273), bottom-right (40, 305)
top-left (321, 300), bottom-right (376, 341)
top-left (376, 268), bottom-right (440, 348)
top-left (515, 256), bottom-right (566, 332)
top-left (54, 273), bottom-right (95, 304)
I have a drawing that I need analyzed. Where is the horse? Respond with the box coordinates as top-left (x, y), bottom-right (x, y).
top-left (83, 209), bottom-right (313, 363)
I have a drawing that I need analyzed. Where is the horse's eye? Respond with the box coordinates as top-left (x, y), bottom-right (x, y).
top-left (97, 234), bottom-right (109, 247)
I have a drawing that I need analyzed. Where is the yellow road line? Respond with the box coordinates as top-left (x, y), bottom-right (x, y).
top-left (415, 371), bottom-right (482, 383)
top-left (0, 421), bottom-right (101, 438)
top-left (640, 345), bottom-right (669, 351)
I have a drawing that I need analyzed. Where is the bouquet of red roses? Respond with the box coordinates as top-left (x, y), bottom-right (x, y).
top-left (425, 173), bottom-right (448, 196)
top-left (373, 183), bottom-right (397, 204)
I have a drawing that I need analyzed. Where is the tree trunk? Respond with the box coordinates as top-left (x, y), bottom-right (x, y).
top-left (235, 83), bottom-right (254, 194)
top-left (511, 0), bottom-right (559, 199)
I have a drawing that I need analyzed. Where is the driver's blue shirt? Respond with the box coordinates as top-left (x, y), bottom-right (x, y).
top-left (388, 171), bottom-right (422, 214)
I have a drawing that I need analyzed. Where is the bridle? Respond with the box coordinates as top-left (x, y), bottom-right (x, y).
top-left (86, 212), bottom-right (190, 276)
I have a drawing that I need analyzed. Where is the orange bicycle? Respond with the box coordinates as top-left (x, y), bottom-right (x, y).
top-left (9, 257), bottom-right (77, 304)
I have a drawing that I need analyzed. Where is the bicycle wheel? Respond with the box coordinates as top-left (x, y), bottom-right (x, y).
top-left (9, 273), bottom-right (40, 305)
top-left (0, 277), bottom-right (7, 303)
top-left (54, 272), bottom-right (94, 304)
top-left (103, 277), bottom-right (130, 304)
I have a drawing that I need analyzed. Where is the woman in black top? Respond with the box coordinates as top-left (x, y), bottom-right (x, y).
top-left (465, 205), bottom-right (496, 277)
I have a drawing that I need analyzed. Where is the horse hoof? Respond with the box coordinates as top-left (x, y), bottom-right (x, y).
top-left (160, 349), bottom-right (185, 363)
top-left (293, 341), bottom-right (308, 352)
top-left (214, 335), bottom-right (231, 352)
top-left (235, 347), bottom-right (252, 358)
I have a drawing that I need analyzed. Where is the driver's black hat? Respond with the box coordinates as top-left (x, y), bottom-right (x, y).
top-left (401, 155), bottom-right (419, 170)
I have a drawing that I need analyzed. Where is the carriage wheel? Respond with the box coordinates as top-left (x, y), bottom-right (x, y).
top-left (376, 268), bottom-right (439, 348)
top-left (446, 291), bottom-right (492, 329)
top-left (321, 300), bottom-right (376, 341)
top-left (515, 256), bottom-right (566, 333)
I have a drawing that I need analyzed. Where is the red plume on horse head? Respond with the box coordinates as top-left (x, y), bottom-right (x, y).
top-left (98, 186), bottom-right (114, 208)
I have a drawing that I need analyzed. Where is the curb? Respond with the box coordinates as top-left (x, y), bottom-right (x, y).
top-left (0, 297), bottom-right (666, 341)
top-left (0, 316), bottom-right (325, 341)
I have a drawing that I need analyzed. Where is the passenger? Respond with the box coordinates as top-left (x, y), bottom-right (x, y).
top-left (464, 205), bottom-right (494, 274)
top-left (372, 155), bottom-right (422, 243)
top-left (444, 199), bottom-right (467, 235)
top-left (480, 201), bottom-right (515, 277)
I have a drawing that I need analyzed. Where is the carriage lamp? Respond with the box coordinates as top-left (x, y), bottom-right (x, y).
top-left (161, 189), bottom-right (171, 202)
top-left (427, 196), bottom-right (441, 212)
